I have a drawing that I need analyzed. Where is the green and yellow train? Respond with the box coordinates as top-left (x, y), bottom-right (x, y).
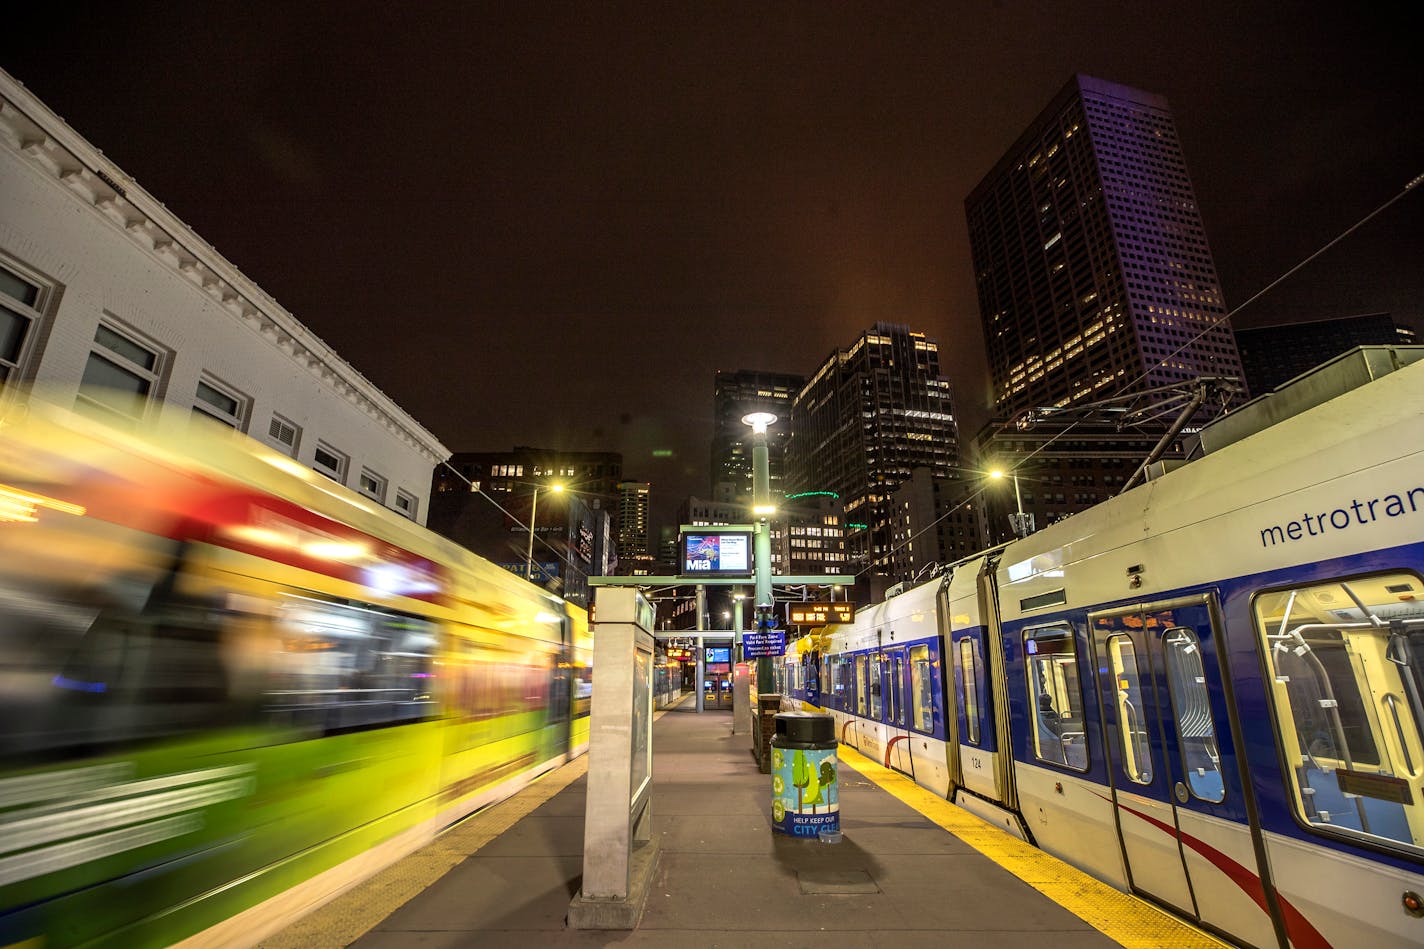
top-left (0, 401), bottom-right (592, 947)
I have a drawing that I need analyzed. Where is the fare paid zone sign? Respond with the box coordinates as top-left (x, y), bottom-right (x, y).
top-left (741, 629), bottom-right (786, 658)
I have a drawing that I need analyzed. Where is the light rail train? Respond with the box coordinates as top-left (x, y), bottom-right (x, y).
top-left (780, 347), bottom-right (1424, 948)
top-left (0, 397), bottom-right (593, 947)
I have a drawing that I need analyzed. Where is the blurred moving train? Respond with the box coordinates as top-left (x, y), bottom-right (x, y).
top-left (780, 347), bottom-right (1424, 949)
top-left (0, 396), bottom-right (593, 947)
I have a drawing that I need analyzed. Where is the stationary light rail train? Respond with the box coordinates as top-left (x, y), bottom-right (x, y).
top-left (780, 347), bottom-right (1424, 948)
top-left (0, 397), bottom-right (592, 947)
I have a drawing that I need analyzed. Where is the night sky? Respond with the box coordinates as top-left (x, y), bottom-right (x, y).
top-left (3, 3), bottom-right (1420, 528)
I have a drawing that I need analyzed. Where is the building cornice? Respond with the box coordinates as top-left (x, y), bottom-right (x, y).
top-left (0, 69), bottom-right (449, 463)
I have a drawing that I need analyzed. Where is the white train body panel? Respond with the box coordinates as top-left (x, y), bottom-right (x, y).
top-left (957, 745), bottom-right (1001, 799)
top-left (1263, 829), bottom-right (1424, 949)
top-left (1178, 810), bottom-right (1284, 949)
top-left (1014, 762), bottom-right (1128, 889)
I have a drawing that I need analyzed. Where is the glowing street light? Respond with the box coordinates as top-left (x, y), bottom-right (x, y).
top-left (526, 482), bottom-right (564, 582)
top-left (989, 468), bottom-right (1034, 539)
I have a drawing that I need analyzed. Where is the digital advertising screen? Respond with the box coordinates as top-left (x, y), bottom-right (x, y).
top-left (681, 531), bottom-right (752, 576)
top-left (705, 646), bottom-right (731, 673)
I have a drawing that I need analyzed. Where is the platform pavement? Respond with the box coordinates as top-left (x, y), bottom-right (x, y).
top-left (262, 699), bottom-right (1223, 948)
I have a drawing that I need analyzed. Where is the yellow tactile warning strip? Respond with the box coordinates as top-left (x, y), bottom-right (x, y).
top-left (835, 744), bottom-right (1233, 949)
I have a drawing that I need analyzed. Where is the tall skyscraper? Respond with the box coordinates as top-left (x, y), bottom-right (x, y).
top-left (965, 75), bottom-right (1247, 544)
top-left (965, 74), bottom-right (1244, 421)
top-left (710, 370), bottom-right (804, 502)
top-left (786, 322), bottom-right (959, 583)
top-left (615, 480), bottom-right (653, 575)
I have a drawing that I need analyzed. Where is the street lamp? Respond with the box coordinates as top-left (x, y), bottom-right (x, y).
top-left (741, 411), bottom-right (777, 696)
top-left (989, 468), bottom-right (1034, 539)
top-left (525, 482), bottom-right (564, 582)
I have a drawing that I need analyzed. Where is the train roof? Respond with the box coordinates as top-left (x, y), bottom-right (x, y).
top-left (994, 344), bottom-right (1424, 605)
top-left (1166, 345), bottom-right (1424, 473)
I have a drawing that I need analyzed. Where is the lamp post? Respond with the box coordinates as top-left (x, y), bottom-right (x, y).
top-left (742, 411), bottom-right (777, 696)
top-left (525, 482), bottom-right (564, 581)
top-left (989, 468), bottom-right (1033, 539)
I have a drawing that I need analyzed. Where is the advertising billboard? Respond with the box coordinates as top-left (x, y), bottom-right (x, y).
top-left (681, 531), bottom-right (752, 576)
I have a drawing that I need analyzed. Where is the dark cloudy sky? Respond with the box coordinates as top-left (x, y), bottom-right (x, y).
top-left (3, 3), bottom-right (1420, 527)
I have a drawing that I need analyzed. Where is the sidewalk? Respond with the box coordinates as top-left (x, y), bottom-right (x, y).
top-left (264, 703), bottom-right (1208, 948)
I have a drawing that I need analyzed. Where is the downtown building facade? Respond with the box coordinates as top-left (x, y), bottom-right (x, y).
top-left (964, 75), bottom-right (1245, 540)
top-left (1234, 312), bottom-right (1416, 395)
top-left (888, 468), bottom-right (986, 583)
top-left (709, 369), bottom-right (804, 503)
top-left (615, 480), bottom-right (654, 575)
top-left (427, 448), bottom-right (620, 606)
top-left (785, 322), bottom-right (959, 594)
top-left (0, 68), bottom-right (447, 521)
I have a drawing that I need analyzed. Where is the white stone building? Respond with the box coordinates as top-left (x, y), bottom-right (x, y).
top-left (0, 68), bottom-right (447, 523)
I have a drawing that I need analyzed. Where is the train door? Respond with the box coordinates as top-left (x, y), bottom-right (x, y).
top-left (884, 646), bottom-right (911, 771)
top-left (1090, 595), bottom-right (1250, 931)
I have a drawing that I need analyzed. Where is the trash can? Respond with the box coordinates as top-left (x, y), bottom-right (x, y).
top-left (770, 712), bottom-right (839, 838)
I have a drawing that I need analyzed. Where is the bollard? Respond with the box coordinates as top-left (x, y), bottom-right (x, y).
top-left (770, 712), bottom-right (839, 838)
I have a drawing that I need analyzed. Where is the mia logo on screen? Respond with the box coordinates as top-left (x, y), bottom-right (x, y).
top-left (682, 532), bottom-right (750, 574)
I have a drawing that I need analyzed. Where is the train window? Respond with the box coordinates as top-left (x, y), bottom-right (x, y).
top-left (860, 655), bottom-right (882, 712)
top-left (1025, 625), bottom-right (1089, 771)
top-left (834, 656), bottom-right (852, 707)
top-left (888, 651), bottom-right (907, 727)
top-left (267, 594), bottom-right (438, 734)
top-left (1106, 635), bottom-right (1153, 784)
top-left (1162, 627), bottom-right (1225, 802)
top-left (909, 644), bottom-right (935, 732)
top-left (0, 533), bottom-right (265, 761)
top-left (856, 655), bottom-right (869, 716)
top-left (1254, 572), bottom-right (1424, 853)
top-left (960, 638), bottom-right (982, 744)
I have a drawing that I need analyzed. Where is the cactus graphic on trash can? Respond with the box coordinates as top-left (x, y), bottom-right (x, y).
top-left (771, 712), bottom-right (839, 836)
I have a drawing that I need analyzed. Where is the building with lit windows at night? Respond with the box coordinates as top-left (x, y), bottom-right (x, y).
top-left (615, 480), bottom-right (654, 575)
top-left (965, 75), bottom-right (1247, 540)
top-left (427, 448), bottom-right (619, 604)
top-left (965, 74), bottom-right (1244, 421)
top-left (710, 369), bottom-right (803, 503)
top-left (785, 322), bottom-right (959, 592)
